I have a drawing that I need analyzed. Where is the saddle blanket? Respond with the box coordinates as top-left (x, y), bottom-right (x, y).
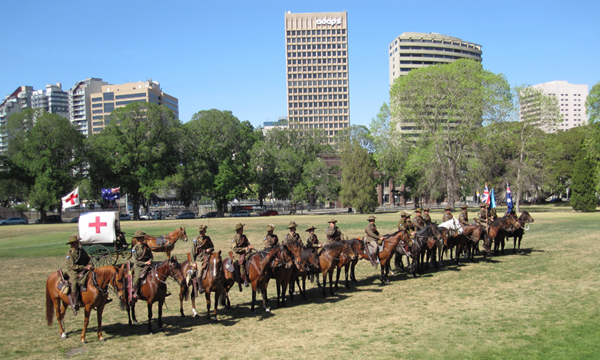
top-left (154, 236), bottom-right (167, 246)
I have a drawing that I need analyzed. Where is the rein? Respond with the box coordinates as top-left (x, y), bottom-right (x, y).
top-left (153, 262), bottom-right (180, 285)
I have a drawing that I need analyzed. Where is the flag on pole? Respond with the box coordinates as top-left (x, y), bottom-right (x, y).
top-left (481, 183), bottom-right (490, 205)
top-left (506, 182), bottom-right (513, 214)
top-left (101, 187), bottom-right (121, 201)
top-left (61, 187), bottom-right (80, 210)
top-left (490, 188), bottom-right (497, 209)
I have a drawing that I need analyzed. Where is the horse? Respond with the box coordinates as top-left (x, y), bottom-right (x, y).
top-left (504, 211), bottom-right (534, 253)
top-left (247, 246), bottom-right (291, 313)
top-left (282, 240), bottom-right (306, 301)
top-left (122, 257), bottom-right (185, 333)
top-left (132, 227), bottom-right (188, 259)
top-left (290, 247), bottom-right (322, 298)
top-left (376, 230), bottom-right (409, 284)
top-left (334, 240), bottom-right (358, 289)
top-left (318, 241), bottom-right (350, 297)
top-left (437, 227), bottom-right (469, 265)
top-left (348, 238), bottom-right (369, 282)
top-left (462, 224), bottom-right (491, 261)
top-left (408, 224), bottom-right (442, 277)
top-left (489, 215), bottom-right (522, 256)
top-left (46, 265), bottom-right (122, 343)
top-left (269, 244), bottom-right (295, 308)
top-left (179, 251), bottom-right (224, 321)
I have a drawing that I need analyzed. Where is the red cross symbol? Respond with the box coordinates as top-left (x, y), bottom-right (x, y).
top-left (89, 216), bottom-right (107, 234)
top-left (65, 192), bottom-right (78, 205)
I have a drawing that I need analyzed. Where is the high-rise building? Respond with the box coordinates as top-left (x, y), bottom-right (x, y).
top-left (87, 79), bottom-right (179, 134)
top-left (262, 117), bottom-right (288, 134)
top-left (388, 32), bottom-right (482, 86)
top-left (69, 78), bottom-right (108, 136)
top-left (0, 86), bottom-right (33, 153)
top-left (31, 83), bottom-right (69, 119)
top-left (520, 81), bottom-right (588, 131)
top-left (284, 11), bottom-right (350, 142)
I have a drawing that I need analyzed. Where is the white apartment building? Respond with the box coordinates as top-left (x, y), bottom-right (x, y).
top-left (0, 86), bottom-right (33, 153)
top-left (31, 83), bottom-right (69, 119)
top-left (69, 78), bottom-right (108, 136)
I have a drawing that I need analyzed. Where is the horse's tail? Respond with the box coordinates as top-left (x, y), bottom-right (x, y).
top-left (45, 278), bottom-right (54, 326)
top-left (218, 290), bottom-right (227, 307)
top-left (182, 283), bottom-right (190, 301)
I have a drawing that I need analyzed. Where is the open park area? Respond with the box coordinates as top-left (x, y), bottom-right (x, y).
top-left (0, 205), bottom-right (598, 359)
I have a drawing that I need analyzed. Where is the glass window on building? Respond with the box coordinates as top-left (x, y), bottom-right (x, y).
top-left (103, 92), bottom-right (114, 101)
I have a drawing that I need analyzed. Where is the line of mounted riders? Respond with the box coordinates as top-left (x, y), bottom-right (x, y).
top-left (45, 204), bottom-right (533, 343)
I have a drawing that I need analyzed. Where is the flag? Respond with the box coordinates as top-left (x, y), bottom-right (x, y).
top-left (481, 183), bottom-right (490, 205)
top-left (490, 188), bottom-right (497, 209)
top-left (506, 182), bottom-right (513, 214)
top-left (78, 211), bottom-right (117, 243)
top-left (61, 187), bottom-right (79, 210)
top-left (101, 187), bottom-right (120, 201)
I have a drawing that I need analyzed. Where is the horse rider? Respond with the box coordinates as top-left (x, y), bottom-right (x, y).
top-left (458, 205), bottom-right (470, 227)
top-left (422, 207), bottom-right (432, 223)
top-left (191, 224), bottom-right (214, 290)
top-left (397, 211), bottom-right (408, 231)
top-left (132, 230), bottom-right (153, 299)
top-left (325, 218), bottom-right (345, 244)
top-left (283, 221), bottom-right (301, 245)
top-left (65, 234), bottom-right (93, 312)
top-left (397, 211), bottom-right (414, 254)
top-left (365, 215), bottom-right (384, 265)
top-left (231, 223), bottom-right (255, 287)
top-left (476, 203), bottom-right (488, 226)
top-left (305, 225), bottom-right (321, 249)
top-left (442, 205), bottom-right (454, 222)
top-left (412, 208), bottom-right (426, 231)
top-left (263, 224), bottom-right (279, 249)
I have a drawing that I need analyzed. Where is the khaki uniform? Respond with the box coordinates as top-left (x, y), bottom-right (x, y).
top-left (132, 242), bottom-right (153, 290)
top-left (231, 233), bottom-right (253, 279)
top-left (192, 235), bottom-right (214, 276)
top-left (459, 210), bottom-right (470, 226)
top-left (442, 213), bottom-right (453, 223)
top-left (305, 233), bottom-right (319, 248)
top-left (283, 232), bottom-right (301, 245)
top-left (489, 208), bottom-right (497, 220)
top-left (476, 209), bottom-right (487, 226)
top-left (65, 248), bottom-right (91, 296)
top-left (412, 215), bottom-right (425, 231)
top-left (397, 218), bottom-right (408, 231)
top-left (422, 213), bottom-right (431, 223)
top-left (325, 226), bottom-right (344, 244)
top-left (263, 233), bottom-right (279, 249)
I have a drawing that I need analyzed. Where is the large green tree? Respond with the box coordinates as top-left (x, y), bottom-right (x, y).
top-left (3, 109), bottom-right (85, 221)
top-left (586, 81), bottom-right (600, 124)
top-left (339, 139), bottom-right (378, 214)
top-left (87, 103), bottom-right (181, 219)
top-left (570, 142), bottom-right (597, 212)
top-left (389, 59), bottom-right (512, 207)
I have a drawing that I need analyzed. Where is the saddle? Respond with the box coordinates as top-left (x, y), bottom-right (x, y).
top-left (139, 265), bottom-right (152, 284)
top-left (154, 235), bottom-right (168, 246)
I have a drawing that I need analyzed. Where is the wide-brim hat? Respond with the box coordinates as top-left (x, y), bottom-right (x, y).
top-left (400, 211), bottom-right (407, 217)
top-left (287, 221), bottom-right (298, 229)
top-left (66, 234), bottom-right (80, 244)
top-left (367, 215), bottom-right (376, 221)
top-left (423, 207), bottom-right (430, 212)
top-left (479, 203), bottom-right (487, 207)
top-left (305, 225), bottom-right (316, 232)
top-left (445, 205), bottom-right (453, 211)
top-left (415, 208), bottom-right (422, 213)
top-left (133, 230), bottom-right (146, 238)
top-left (235, 223), bottom-right (245, 230)
top-left (406, 212), bottom-right (412, 217)
top-left (198, 224), bottom-right (207, 232)
top-left (461, 205), bottom-right (468, 209)
top-left (266, 224), bottom-right (275, 231)
top-left (328, 218), bottom-right (337, 223)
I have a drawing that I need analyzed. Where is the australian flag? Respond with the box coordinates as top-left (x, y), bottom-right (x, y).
top-left (506, 182), bottom-right (513, 214)
top-left (101, 187), bottom-right (121, 201)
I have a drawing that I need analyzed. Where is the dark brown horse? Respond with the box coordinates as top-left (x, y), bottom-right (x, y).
top-left (132, 227), bottom-right (188, 259)
top-left (409, 224), bottom-right (441, 277)
top-left (284, 240), bottom-right (310, 301)
top-left (462, 225), bottom-right (492, 261)
top-left (377, 231), bottom-right (409, 284)
top-left (290, 247), bottom-right (322, 298)
top-left (248, 246), bottom-right (290, 313)
top-left (318, 241), bottom-right (351, 297)
top-left (348, 238), bottom-right (369, 282)
top-left (122, 257), bottom-right (185, 333)
top-left (504, 211), bottom-right (534, 253)
top-left (489, 215), bottom-right (521, 255)
top-left (438, 227), bottom-right (469, 265)
top-left (334, 240), bottom-right (358, 289)
top-left (179, 251), bottom-right (224, 321)
top-left (46, 266), bottom-right (121, 343)
top-left (269, 244), bottom-right (295, 308)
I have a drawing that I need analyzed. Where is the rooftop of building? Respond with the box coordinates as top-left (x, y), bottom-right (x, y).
top-left (392, 32), bottom-right (481, 49)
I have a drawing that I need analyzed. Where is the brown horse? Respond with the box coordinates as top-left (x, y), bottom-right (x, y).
top-left (289, 247), bottom-right (322, 299)
top-left (46, 266), bottom-right (121, 343)
top-left (438, 227), bottom-right (469, 265)
top-left (347, 238), bottom-right (369, 282)
top-left (318, 241), bottom-right (351, 297)
top-left (377, 230), bottom-right (409, 284)
top-left (269, 244), bottom-right (295, 308)
top-left (179, 251), bottom-right (224, 321)
top-left (283, 240), bottom-right (309, 301)
top-left (122, 257), bottom-right (185, 333)
top-left (462, 225), bottom-right (491, 261)
top-left (248, 246), bottom-right (290, 313)
top-left (334, 240), bottom-right (358, 289)
top-left (489, 215), bottom-right (521, 255)
top-left (131, 227), bottom-right (188, 259)
top-left (504, 211), bottom-right (534, 253)
top-left (408, 224), bottom-right (441, 277)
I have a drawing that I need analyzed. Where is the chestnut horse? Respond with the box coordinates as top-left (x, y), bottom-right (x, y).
top-left (122, 258), bottom-right (185, 333)
top-left (269, 244), bottom-right (295, 308)
top-left (438, 227), bottom-right (469, 265)
top-left (489, 215), bottom-right (521, 255)
top-left (179, 251), bottom-right (224, 321)
top-left (289, 247), bottom-right (321, 299)
top-left (248, 246), bottom-right (290, 313)
top-left (377, 230), bottom-right (409, 284)
top-left (504, 211), bottom-right (534, 253)
top-left (132, 227), bottom-right (188, 259)
top-left (462, 225), bottom-right (491, 261)
top-left (347, 238), bottom-right (369, 282)
top-left (46, 265), bottom-right (121, 343)
top-left (334, 240), bottom-right (358, 289)
top-left (318, 241), bottom-right (353, 297)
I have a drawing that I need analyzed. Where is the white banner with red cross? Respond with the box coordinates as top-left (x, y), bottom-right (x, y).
top-left (61, 187), bottom-right (80, 210)
top-left (78, 211), bottom-right (117, 244)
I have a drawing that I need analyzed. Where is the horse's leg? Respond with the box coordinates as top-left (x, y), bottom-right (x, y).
top-left (54, 297), bottom-right (67, 339)
top-left (329, 268), bottom-right (335, 296)
top-left (261, 282), bottom-right (270, 312)
top-left (147, 301), bottom-right (153, 333)
top-left (518, 234), bottom-right (522, 253)
top-left (302, 274), bottom-right (307, 300)
top-left (316, 272), bottom-right (321, 287)
top-left (501, 235), bottom-right (505, 255)
top-left (351, 259), bottom-right (358, 281)
top-left (96, 302), bottom-right (106, 342)
top-left (321, 270), bottom-right (327, 297)
top-left (179, 285), bottom-right (185, 317)
top-left (205, 289), bottom-right (212, 320)
top-left (157, 299), bottom-right (164, 332)
top-left (80, 308), bottom-right (91, 343)
top-left (344, 263), bottom-right (351, 289)
top-left (276, 277), bottom-right (282, 308)
top-left (191, 289), bottom-right (197, 317)
top-left (212, 287), bottom-right (221, 322)
top-left (335, 265), bottom-right (341, 289)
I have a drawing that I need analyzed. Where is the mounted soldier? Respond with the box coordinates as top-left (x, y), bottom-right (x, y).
top-left (325, 218), bottom-right (345, 244)
top-left (442, 205), bottom-right (454, 222)
top-left (412, 208), bottom-right (426, 231)
top-left (191, 224), bottom-right (214, 292)
top-left (458, 205), bottom-right (470, 226)
top-left (65, 234), bottom-right (93, 312)
top-left (422, 207), bottom-right (432, 223)
top-left (305, 225), bottom-right (321, 249)
top-left (397, 211), bottom-right (408, 231)
top-left (231, 223), bottom-right (255, 287)
top-left (132, 230), bottom-right (153, 299)
top-left (283, 221), bottom-right (301, 245)
top-left (364, 215), bottom-right (384, 265)
top-left (263, 224), bottom-right (279, 249)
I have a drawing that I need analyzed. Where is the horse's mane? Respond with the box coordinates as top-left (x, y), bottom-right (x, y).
top-left (94, 265), bottom-right (116, 278)
top-left (323, 241), bottom-right (344, 250)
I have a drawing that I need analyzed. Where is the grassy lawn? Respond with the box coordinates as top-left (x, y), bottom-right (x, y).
top-left (0, 206), bottom-right (598, 359)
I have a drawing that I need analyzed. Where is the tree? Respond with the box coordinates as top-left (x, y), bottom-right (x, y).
top-left (339, 139), bottom-right (378, 213)
top-left (183, 109), bottom-right (257, 216)
top-left (389, 59), bottom-right (512, 207)
top-left (4, 109), bottom-right (85, 221)
top-left (586, 81), bottom-right (600, 124)
top-left (87, 103), bottom-right (181, 219)
top-left (570, 142), bottom-right (597, 212)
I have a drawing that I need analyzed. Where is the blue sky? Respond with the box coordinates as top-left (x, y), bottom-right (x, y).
top-left (1, 0), bottom-right (599, 128)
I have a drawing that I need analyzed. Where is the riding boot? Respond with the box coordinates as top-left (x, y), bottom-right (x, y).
top-left (404, 245), bottom-right (412, 256)
top-left (68, 293), bottom-right (78, 316)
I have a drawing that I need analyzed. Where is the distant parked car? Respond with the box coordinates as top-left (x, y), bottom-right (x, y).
top-left (70, 217), bottom-right (79, 223)
top-left (1, 217), bottom-right (28, 225)
top-left (200, 211), bottom-right (218, 218)
top-left (119, 213), bottom-right (131, 221)
top-left (36, 215), bottom-right (63, 224)
top-left (230, 210), bottom-right (251, 217)
top-left (176, 210), bottom-right (195, 219)
top-left (259, 210), bottom-right (278, 217)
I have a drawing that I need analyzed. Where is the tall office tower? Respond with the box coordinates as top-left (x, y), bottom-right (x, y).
top-left (88, 79), bottom-right (178, 134)
top-left (0, 86), bottom-right (33, 153)
top-left (520, 81), bottom-right (588, 132)
top-left (69, 78), bottom-right (108, 136)
top-left (284, 11), bottom-right (349, 142)
top-left (388, 32), bottom-right (482, 86)
top-left (31, 83), bottom-right (69, 119)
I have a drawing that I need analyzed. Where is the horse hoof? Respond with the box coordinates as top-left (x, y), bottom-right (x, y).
top-left (265, 308), bottom-right (271, 313)
top-left (61, 334), bottom-right (67, 339)
top-left (99, 338), bottom-right (106, 342)
top-left (389, 270), bottom-right (395, 275)
top-left (132, 320), bottom-right (139, 325)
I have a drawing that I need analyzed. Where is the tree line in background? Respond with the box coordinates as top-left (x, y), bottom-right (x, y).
top-left (1, 60), bottom-right (599, 219)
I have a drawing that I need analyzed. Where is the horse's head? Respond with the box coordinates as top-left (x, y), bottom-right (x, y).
top-left (504, 214), bottom-right (521, 232)
top-left (521, 210), bottom-right (534, 224)
top-left (343, 241), bottom-right (357, 261)
top-left (286, 240), bottom-right (303, 265)
top-left (482, 233), bottom-right (493, 258)
top-left (168, 256), bottom-right (185, 286)
top-left (429, 224), bottom-right (442, 243)
top-left (276, 245), bottom-right (294, 269)
top-left (113, 264), bottom-right (126, 302)
top-left (179, 227), bottom-right (188, 242)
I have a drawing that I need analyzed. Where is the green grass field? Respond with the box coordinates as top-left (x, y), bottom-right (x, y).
top-left (0, 206), bottom-right (599, 359)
